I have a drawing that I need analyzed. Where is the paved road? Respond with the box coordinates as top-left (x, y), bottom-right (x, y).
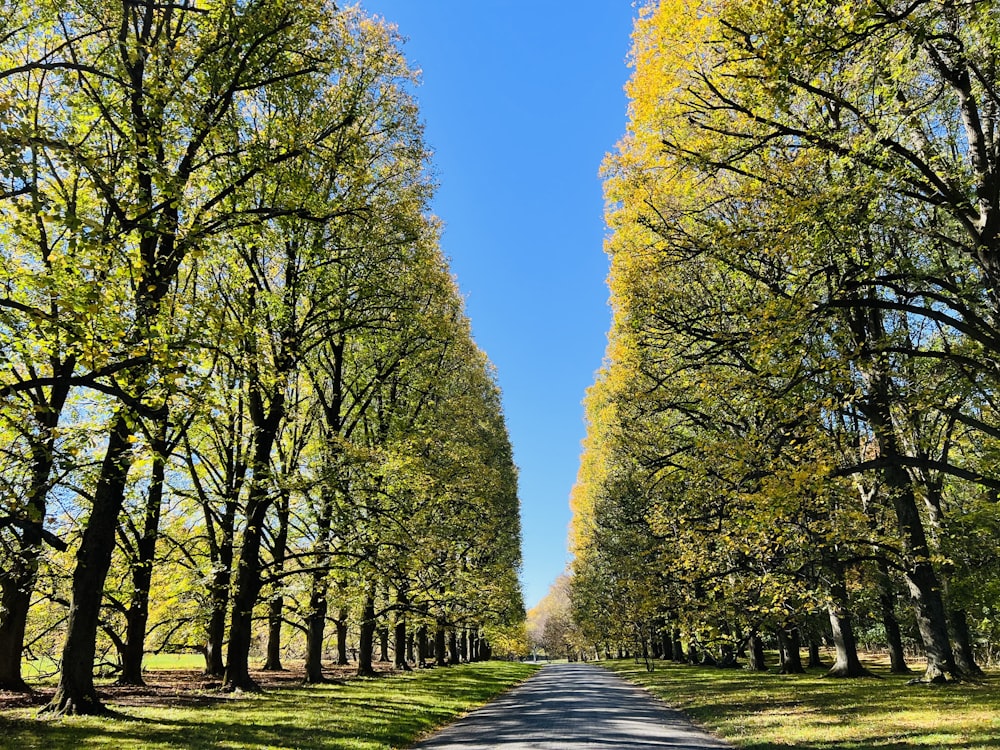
top-left (410, 663), bottom-right (733, 749)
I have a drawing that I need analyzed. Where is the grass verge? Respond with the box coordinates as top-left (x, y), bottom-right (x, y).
top-left (603, 658), bottom-right (1000, 749)
top-left (0, 660), bottom-right (539, 750)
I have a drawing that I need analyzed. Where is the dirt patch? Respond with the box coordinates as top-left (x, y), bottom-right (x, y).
top-left (0, 661), bottom-right (399, 712)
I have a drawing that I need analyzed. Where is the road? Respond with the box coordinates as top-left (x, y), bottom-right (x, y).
top-left (410, 663), bottom-right (733, 749)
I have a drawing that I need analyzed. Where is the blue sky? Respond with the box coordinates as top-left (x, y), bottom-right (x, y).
top-left (357, 1), bottom-right (638, 609)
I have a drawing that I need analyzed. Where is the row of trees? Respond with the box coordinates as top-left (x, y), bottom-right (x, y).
top-left (0, 0), bottom-right (524, 715)
top-left (571, 0), bottom-right (1000, 683)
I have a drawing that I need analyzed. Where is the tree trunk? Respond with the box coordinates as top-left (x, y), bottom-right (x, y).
top-left (392, 587), bottom-right (410, 670)
top-left (204, 593), bottom-right (228, 677)
top-left (671, 629), bottom-right (685, 662)
top-left (304, 483), bottom-right (338, 681)
top-left (893, 484), bottom-right (958, 682)
top-left (659, 628), bottom-right (671, 661)
top-left (263, 597), bottom-right (284, 671)
top-left (379, 626), bottom-right (389, 663)
top-left (46, 413), bottom-right (135, 715)
top-left (336, 607), bottom-right (349, 666)
top-left (223, 472), bottom-right (277, 690)
top-left (304, 577), bottom-right (329, 683)
top-left (807, 640), bottom-right (824, 669)
top-left (827, 604), bottom-right (870, 677)
top-left (394, 611), bottom-right (409, 670)
top-left (222, 377), bottom-right (285, 692)
top-left (187, 389), bottom-right (246, 679)
top-left (949, 607), bottom-right (984, 678)
top-left (777, 627), bottom-right (805, 674)
top-left (118, 419), bottom-right (169, 686)
top-left (0, 374), bottom-right (70, 692)
top-left (435, 621), bottom-right (448, 667)
top-left (847, 298), bottom-right (957, 682)
top-left (263, 491), bottom-right (290, 671)
top-left (876, 559), bottom-right (910, 674)
top-left (459, 629), bottom-right (468, 662)
top-left (859, 338), bottom-right (957, 682)
top-left (0, 566), bottom-right (35, 692)
top-left (826, 568), bottom-right (872, 678)
top-left (881, 477), bottom-right (952, 680)
top-left (417, 625), bottom-right (429, 667)
top-left (650, 624), bottom-right (662, 659)
top-left (747, 633), bottom-right (767, 672)
top-left (921, 470), bottom-right (982, 679)
top-left (202, 489), bottom-right (237, 678)
top-left (222, 511), bottom-right (266, 692)
top-left (687, 642), bottom-right (699, 665)
top-left (0, 451), bottom-right (55, 692)
top-left (357, 594), bottom-right (376, 676)
top-left (719, 641), bottom-right (738, 668)
top-left (194, 369), bottom-right (248, 680)
top-left (448, 629), bottom-right (460, 664)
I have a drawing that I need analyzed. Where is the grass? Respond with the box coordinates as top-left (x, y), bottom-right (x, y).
top-left (22, 652), bottom-right (207, 681)
top-left (0, 660), bottom-right (540, 749)
top-left (141, 653), bottom-right (208, 670)
top-left (603, 656), bottom-right (1000, 749)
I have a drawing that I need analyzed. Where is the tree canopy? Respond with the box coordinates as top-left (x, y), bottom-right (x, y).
top-left (571, 0), bottom-right (1000, 684)
top-left (0, 0), bottom-right (524, 714)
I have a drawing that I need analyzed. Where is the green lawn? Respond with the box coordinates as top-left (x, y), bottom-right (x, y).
top-left (21, 652), bottom-right (206, 681)
top-left (0, 661), bottom-right (539, 750)
top-left (604, 657), bottom-right (1000, 749)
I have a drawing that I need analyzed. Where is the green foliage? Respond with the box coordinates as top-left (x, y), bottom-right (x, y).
top-left (573, 0), bottom-right (1000, 682)
top-left (0, 0), bottom-right (525, 702)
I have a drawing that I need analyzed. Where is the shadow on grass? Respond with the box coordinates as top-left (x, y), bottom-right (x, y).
top-left (0, 661), bottom-right (540, 750)
top-left (603, 659), bottom-right (1000, 750)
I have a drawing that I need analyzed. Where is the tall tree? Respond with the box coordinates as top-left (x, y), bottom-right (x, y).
top-left (574, 0), bottom-right (1000, 685)
top-left (32, 0), bottom-right (352, 714)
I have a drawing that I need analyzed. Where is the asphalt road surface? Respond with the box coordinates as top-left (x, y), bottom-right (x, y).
top-left (410, 663), bottom-right (734, 749)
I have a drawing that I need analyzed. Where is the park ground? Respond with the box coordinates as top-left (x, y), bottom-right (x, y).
top-left (0, 653), bottom-right (998, 748)
top-left (0, 658), bottom-right (540, 749)
top-left (605, 655), bottom-right (1000, 749)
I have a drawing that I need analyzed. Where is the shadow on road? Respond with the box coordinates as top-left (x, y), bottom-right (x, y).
top-left (411, 663), bottom-right (732, 749)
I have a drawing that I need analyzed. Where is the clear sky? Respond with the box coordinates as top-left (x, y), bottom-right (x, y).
top-left (357, 1), bottom-right (638, 609)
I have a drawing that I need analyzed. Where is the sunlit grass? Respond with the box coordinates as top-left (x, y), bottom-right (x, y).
top-left (21, 652), bottom-right (207, 684)
top-left (604, 657), bottom-right (1000, 749)
top-left (141, 653), bottom-right (206, 671)
top-left (0, 661), bottom-right (539, 749)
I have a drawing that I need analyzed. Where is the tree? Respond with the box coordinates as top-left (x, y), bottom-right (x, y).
top-left (29, 0), bottom-right (366, 713)
top-left (0, 0), bottom-right (123, 691)
top-left (573, 0), bottom-right (1000, 685)
top-left (529, 575), bottom-right (585, 660)
top-left (1, 0), bottom-right (529, 703)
